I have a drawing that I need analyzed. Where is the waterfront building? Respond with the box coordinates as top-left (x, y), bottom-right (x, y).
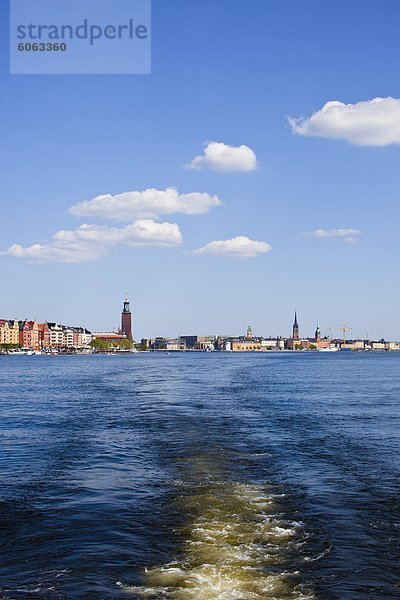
top-left (194, 338), bottom-right (216, 351)
top-left (9, 320), bottom-right (20, 345)
top-left (370, 341), bottom-right (386, 351)
top-left (167, 339), bottom-right (187, 351)
top-left (350, 340), bottom-right (365, 350)
top-left (179, 335), bottom-right (197, 349)
top-left (276, 336), bottom-right (285, 350)
top-left (71, 327), bottom-right (93, 349)
top-left (180, 335), bottom-right (216, 350)
top-left (0, 319), bottom-right (19, 347)
top-left (231, 339), bottom-right (262, 352)
top-left (43, 322), bottom-right (64, 349)
top-left (260, 338), bottom-right (280, 350)
top-left (217, 335), bottom-right (283, 352)
top-left (315, 339), bottom-right (331, 349)
top-left (121, 296), bottom-right (133, 342)
top-left (42, 323), bottom-right (50, 348)
top-left (386, 341), bottom-right (400, 351)
top-left (215, 336), bottom-right (237, 351)
top-left (19, 320), bottom-right (41, 350)
top-left (285, 338), bottom-right (310, 350)
top-left (63, 327), bottom-right (75, 349)
top-left (152, 337), bottom-right (187, 351)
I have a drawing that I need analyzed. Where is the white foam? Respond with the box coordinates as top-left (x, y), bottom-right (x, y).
top-left (126, 476), bottom-right (314, 599)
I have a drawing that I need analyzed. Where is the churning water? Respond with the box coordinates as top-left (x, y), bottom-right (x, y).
top-left (1, 352), bottom-right (400, 599)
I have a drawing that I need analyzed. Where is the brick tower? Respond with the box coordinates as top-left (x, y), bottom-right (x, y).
top-left (121, 296), bottom-right (133, 342)
top-left (293, 311), bottom-right (299, 340)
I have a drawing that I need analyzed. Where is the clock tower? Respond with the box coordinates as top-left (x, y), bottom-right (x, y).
top-left (121, 296), bottom-right (133, 342)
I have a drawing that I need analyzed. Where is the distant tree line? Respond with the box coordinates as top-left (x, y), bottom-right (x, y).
top-left (90, 338), bottom-right (133, 351)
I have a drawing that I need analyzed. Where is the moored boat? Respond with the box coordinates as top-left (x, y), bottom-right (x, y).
top-left (318, 346), bottom-right (339, 352)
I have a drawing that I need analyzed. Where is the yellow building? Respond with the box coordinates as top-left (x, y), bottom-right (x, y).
top-left (231, 339), bottom-right (262, 351)
top-left (0, 319), bottom-right (19, 346)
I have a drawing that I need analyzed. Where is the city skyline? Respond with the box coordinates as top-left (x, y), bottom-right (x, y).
top-left (1, 1), bottom-right (400, 339)
top-left (1, 299), bottom-right (397, 344)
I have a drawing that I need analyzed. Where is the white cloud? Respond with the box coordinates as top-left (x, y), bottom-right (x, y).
top-left (3, 220), bottom-right (182, 263)
top-left (302, 228), bottom-right (361, 243)
top-left (4, 241), bottom-right (106, 264)
top-left (289, 97), bottom-right (400, 146)
top-left (186, 141), bottom-right (258, 172)
top-left (69, 187), bottom-right (221, 220)
top-left (194, 236), bottom-right (271, 259)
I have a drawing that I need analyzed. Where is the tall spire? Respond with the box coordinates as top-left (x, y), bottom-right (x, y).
top-left (293, 311), bottom-right (299, 340)
top-left (315, 319), bottom-right (321, 342)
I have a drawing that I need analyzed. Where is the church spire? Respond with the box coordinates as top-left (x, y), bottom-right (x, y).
top-left (315, 319), bottom-right (321, 342)
top-left (293, 311), bottom-right (299, 340)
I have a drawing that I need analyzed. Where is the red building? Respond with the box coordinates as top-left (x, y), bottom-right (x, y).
top-left (19, 320), bottom-right (41, 350)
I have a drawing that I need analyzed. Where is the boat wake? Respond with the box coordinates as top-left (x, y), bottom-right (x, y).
top-left (124, 456), bottom-right (314, 599)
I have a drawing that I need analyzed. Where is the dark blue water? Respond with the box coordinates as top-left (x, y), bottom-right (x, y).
top-left (1, 353), bottom-right (400, 599)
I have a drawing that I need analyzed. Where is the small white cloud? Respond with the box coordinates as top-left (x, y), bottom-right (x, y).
top-left (3, 220), bottom-right (182, 264)
top-left (289, 97), bottom-right (400, 146)
top-left (186, 141), bottom-right (258, 172)
top-left (302, 228), bottom-right (361, 243)
top-left (4, 241), bottom-right (105, 264)
top-left (194, 236), bottom-right (271, 259)
top-left (69, 187), bottom-right (221, 220)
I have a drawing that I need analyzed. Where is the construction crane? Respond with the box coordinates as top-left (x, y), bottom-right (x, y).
top-left (335, 325), bottom-right (352, 347)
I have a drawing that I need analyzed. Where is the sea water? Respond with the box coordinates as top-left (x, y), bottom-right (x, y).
top-left (1, 352), bottom-right (399, 598)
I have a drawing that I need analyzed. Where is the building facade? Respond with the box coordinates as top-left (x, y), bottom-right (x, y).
top-left (0, 320), bottom-right (19, 346)
top-left (19, 320), bottom-right (41, 350)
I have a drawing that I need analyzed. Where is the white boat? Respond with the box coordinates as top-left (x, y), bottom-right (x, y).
top-left (8, 350), bottom-right (28, 356)
top-left (318, 346), bottom-right (339, 352)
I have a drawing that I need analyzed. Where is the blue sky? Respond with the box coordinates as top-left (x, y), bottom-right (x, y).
top-left (1, 0), bottom-right (400, 340)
